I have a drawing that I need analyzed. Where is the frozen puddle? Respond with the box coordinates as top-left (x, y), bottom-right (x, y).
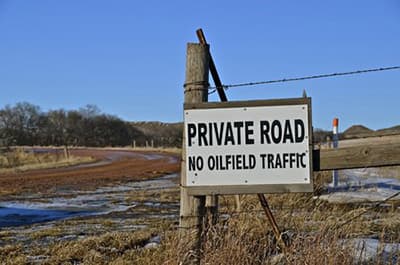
top-left (0, 207), bottom-right (87, 227)
top-left (0, 173), bottom-right (178, 228)
top-left (320, 169), bottom-right (400, 204)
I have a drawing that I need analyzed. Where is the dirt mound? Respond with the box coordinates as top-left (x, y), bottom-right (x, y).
top-left (376, 125), bottom-right (400, 136)
top-left (342, 125), bottom-right (374, 139)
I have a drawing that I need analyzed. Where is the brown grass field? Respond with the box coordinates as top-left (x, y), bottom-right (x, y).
top-left (0, 147), bottom-right (399, 264)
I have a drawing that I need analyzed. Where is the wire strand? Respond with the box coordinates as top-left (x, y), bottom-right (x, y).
top-left (211, 66), bottom-right (400, 90)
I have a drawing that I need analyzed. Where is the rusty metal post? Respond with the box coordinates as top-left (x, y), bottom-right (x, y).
top-left (258, 194), bottom-right (288, 251)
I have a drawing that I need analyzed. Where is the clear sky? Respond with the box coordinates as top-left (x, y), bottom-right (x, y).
top-left (0, 0), bottom-right (399, 131)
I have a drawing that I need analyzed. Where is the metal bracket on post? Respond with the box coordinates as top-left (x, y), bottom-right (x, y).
top-left (196, 28), bottom-right (227, 102)
top-left (258, 194), bottom-right (289, 252)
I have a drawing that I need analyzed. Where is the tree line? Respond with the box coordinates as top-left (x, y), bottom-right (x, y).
top-left (0, 102), bottom-right (337, 148)
top-left (0, 102), bottom-right (182, 147)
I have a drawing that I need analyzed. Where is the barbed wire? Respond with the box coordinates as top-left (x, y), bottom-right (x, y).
top-left (333, 190), bottom-right (400, 230)
top-left (177, 190), bottom-right (399, 227)
top-left (209, 65), bottom-right (400, 90)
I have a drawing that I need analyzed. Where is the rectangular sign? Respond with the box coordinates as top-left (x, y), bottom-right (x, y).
top-left (183, 98), bottom-right (313, 195)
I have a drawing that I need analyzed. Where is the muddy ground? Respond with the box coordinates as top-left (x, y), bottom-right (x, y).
top-left (0, 148), bottom-right (180, 198)
top-left (0, 148), bottom-right (181, 262)
top-left (0, 145), bottom-right (399, 264)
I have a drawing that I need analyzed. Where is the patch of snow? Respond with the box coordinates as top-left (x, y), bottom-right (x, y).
top-left (144, 235), bottom-right (161, 249)
top-left (144, 242), bottom-right (159, 249)
top-left (346, 238), bottom-right (400, 263)
top-left (320, 168), bottom-right (400, 204)
top-left (0, 173), bottom-right (178, 227)
top-left (26, 255), bottom-right (49, 264)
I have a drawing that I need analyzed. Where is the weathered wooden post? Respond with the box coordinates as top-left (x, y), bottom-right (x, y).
top-left (195, 28), bottom-right (221, 225)
top-left (180, 43), bottom-right (209, 263)
top-left (63, 145), bottom-right (69, 160)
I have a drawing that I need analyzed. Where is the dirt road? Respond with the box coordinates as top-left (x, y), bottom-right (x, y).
top-left (0, 149), bottom-right (180, 197)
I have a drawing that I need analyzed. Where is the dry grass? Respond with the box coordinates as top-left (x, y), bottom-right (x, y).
top-left (0, 147), bottom-right (95, 173)
top-left (2, 197), bottom-right (398, 264)
top-left (128, 146), bottom-right (181, 155)
top-left (377, 166), bottom-right (400, 180)
top-left (85, 146), bottom-right (182, 155)
top-left (29, 227), bottom-right (65, 240)
top-left (1, 171), bottom-right (399, 264)
top-left (130, 191), bottom-right (399, 265)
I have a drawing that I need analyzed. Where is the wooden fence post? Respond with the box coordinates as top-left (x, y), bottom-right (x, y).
top-left (180, 43), bottom-right (209, 263)
top-left (196, 29), bottom-right (221, 226)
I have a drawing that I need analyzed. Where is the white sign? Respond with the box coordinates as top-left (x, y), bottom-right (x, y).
top-left (184, 100), bottom-right (312, 189)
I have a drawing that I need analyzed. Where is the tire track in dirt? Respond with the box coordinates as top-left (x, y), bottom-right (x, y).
top-left (0, 149), bottom-right (180, 197)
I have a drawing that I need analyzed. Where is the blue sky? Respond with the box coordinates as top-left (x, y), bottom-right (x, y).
top-left (0, 0), bottom-right (399, 131)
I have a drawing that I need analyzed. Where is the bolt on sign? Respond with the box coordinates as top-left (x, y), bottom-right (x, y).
top-left (183, 98), bottom-right (313, 195)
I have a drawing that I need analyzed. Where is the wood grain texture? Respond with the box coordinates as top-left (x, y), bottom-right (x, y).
top-left (314, 142), bottom-right (400, 171)
top-left (180, 43), bottom-right (209, 244)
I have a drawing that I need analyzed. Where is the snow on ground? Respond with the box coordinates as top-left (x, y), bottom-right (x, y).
top-left (319, 168), bottom-right (400, 262)
top-left (0, 173), bottom-right (178, 227)
top-left (319, 168), bottom-right (400, 204)
top-left (346, 238), bottom-right (400, 263)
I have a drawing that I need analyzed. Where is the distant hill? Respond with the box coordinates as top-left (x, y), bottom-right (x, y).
top-left (342, 124), bottom-right (400, 139)
top-left (342, 125), bottom-right (374, 139)
top-left (377, 125), bottom-right (400, 135)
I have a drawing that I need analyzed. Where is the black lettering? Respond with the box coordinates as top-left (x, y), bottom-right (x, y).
top-left (219, 155), bottom-right (226, 170)
top-left (207, 156), bottom-right (215, 170)
top-left (214, 122), bottom-right (224, 145)
top-left (299, 153), bottom-right (306, 168)
top-left (208, 123), bottom-right (213, 146)
top-left (271, 120), bottom-right (282, 144)
top-left (275, 153), bottom-right (282, 168)
top-left (226, 155), bottom-right (233, 169)
top-left (260, 154), bottom-right (266, 169)
top-left (295, 119), bottom-right (305, 143)
top-left (283, 153), bottom-right (289, 167)
top-left (249, 154), bottom-right (256, 169)
top-left (198, 123), bottom-right (208, 146)
top-left (188, 156), bottom-right (196, 171)
top-left (236, 154), bottom-right (243, 169)
top-left (283, 120), bottom-right (294, 143)
top-left (268, 154), bottom-right (275, 169)
top-left (196, 156), bottom-right (204, 170)
top-left (233, 121), bottom-right (244, 145)
top-left (289, 153), bottom-right (296, 168)
top-left (245, 121), bottom-right (254, 144)
top-left (187, 124), bottom-right (196, 147)
top-left (260, 121), bottom-right (271, 144)
top-left (224, 122), bottom-right (235, 145)
top-left (188, 156), bottom-right (203, 171)
top-left (242, 154), bottom-right (249, 169)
